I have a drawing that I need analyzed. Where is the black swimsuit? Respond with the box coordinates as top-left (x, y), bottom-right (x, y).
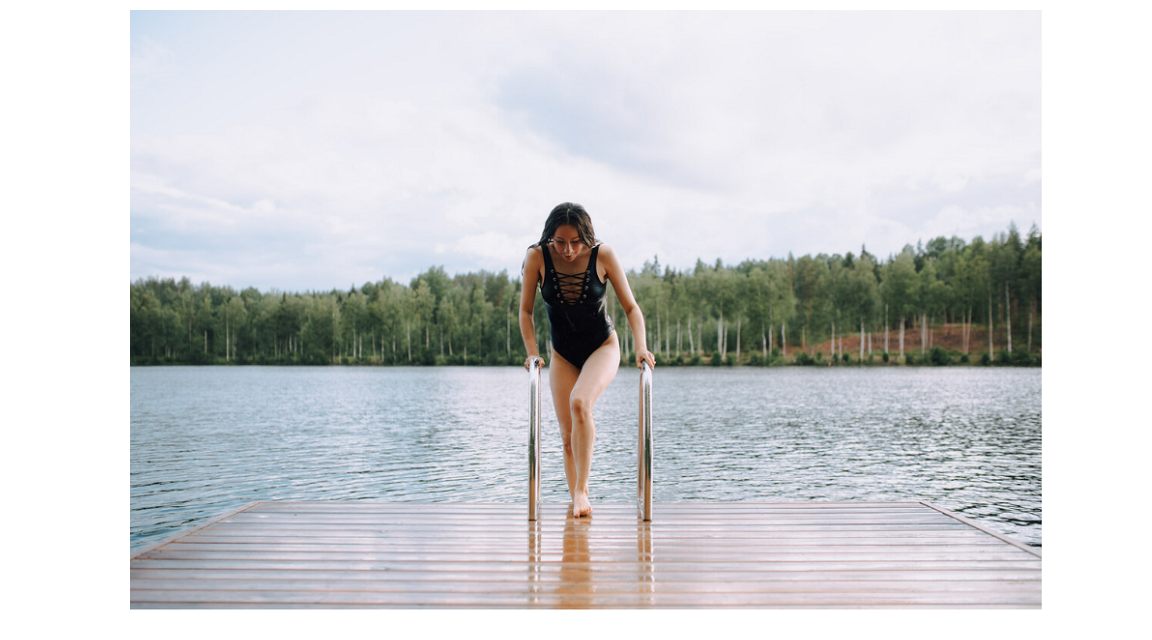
top-left (540, 244), bottom-right (615, 369)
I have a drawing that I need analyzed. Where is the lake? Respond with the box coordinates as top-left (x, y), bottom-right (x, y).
top-left (130, 365), bottom-right (1041, 552)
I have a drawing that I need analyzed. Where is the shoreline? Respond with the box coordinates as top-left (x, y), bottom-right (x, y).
top-left (129, 351), bottom-right (1041, 368)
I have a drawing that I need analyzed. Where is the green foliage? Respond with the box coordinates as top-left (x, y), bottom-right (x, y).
top-left (690, 354), bottom-right (702, 366)
top-left (997, 349), bottom-right (1012, 366)
top-left (980, 352), bottom-right (992, 366)
top-left (881, 249), bottom-right (920, 321)
top-left (795, 351), bottom-right (815, 366)
top-left (929, 346), bottom-right (950, 366)
top-left (905, 353), bottom-right (918, 365)
top-left (1012, 349), bottom-right (1034, 366)
top-left (131, 222), bottom-right (1039, 368)
top-left (841, 352), bottom-right (850, 363)
top-left (960, 353), bottom-right (970, 363)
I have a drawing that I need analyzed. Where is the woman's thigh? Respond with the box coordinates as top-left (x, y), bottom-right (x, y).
top-left (570, 334), bottom-right (621, 411)
top-left (549, 348), bottom-right (580, 437)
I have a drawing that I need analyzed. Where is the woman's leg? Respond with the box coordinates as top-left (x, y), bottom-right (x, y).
top-left (548, 349), bottom-right (580, 503)
top-left (569, 334), bottom-right (621, 517)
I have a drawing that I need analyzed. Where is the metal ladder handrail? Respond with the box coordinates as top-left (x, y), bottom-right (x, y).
top-left (528, 357), bottom-right (542, 521)
top-left (526, 358), bottom-right (653, 522)
top-left (638, 361), bottom-right (653, 521)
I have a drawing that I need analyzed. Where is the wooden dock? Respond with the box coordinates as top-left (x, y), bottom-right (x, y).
top-left (130, 501), bottom-right (1041, 608)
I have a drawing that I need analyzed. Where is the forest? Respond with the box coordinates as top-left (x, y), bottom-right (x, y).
top-left (130, 223), bottom-right (1041, 367)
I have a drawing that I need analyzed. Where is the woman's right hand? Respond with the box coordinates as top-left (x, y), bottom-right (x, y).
top-left (524, 355), bottom-right (545, 371)
top-left (636, 348), bottom-right (655, 370)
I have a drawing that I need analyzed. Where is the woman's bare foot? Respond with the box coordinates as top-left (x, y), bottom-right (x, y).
top-left (572, 491), bottom-right (593, 517)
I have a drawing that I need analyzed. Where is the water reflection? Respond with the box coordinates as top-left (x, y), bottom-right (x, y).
top-left (527, 519), bottom-right (543, 605)
top-left (526, 513), bottom-right (656, 608)
top-left (557, 514), bottom-right (592, 608)
top-left (636, 518), bottom-right (654, 603)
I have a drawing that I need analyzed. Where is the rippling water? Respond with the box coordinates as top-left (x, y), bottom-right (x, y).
top-left (131, 365), bottom-right (1041, 552)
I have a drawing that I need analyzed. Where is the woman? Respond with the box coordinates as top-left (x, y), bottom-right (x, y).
top-left (520, 202), bottom-right (655, 518)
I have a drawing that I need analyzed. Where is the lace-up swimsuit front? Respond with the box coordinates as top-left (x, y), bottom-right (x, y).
top-left (540, 243), bottom-right (615, 369)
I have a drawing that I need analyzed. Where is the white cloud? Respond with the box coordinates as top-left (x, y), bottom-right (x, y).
top-left (130, 35), bottom-right (173, 79)
top-left (440, 232), bottom-right (537, 264)
top-left (130, 171), bottom-right (288, 232)
top-left (923, 203), bottom-right (1038, 242)
top-left (131, 11), bottom-right (1040, 289)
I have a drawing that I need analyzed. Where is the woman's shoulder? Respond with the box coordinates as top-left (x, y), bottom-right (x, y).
top-left (595, 243), bottom-right (617, 263)
top-left (523, 243), bottom-right (545, 270)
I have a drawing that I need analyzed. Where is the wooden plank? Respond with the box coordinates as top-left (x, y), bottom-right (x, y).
top-left (129, 588), bottom-right (1040, 607)
top-left (227, 512), bottom-right (959, 523)
top-left (221, 516), bottom-right (957, 528)
top-left (228, 511), bottom-right (957, 522)
top-left (247, 507), bottom-right (935, 517)
top-left (131, 568), bottom-right (1041, 582)
top-left (131, 501), bottom-right (1040, 608)
top-left (201, 522), bottom-right (974, 533)
top-left (129, 577), bottom-right (1042, 595)
top-left (130, 559), bottom-right (1041, 572)
top-left (255, 500), bottom-right (926, 507)
top-left (177, 536), bottom-right (1007, 548)
top-left (237, 502), bottom-right (935, 513)
top-left (251, 501), bottom-right (928, 509)
top-left (158, 540), bottom-right (1028, 554)
top-left (251, 505), bottom-right (933, 515)
top-left (138, 549), bottom-right (1033, 563)
top-left (255, 501), bottom-right (928, 509)
top-left (181, 529), bottom-right (993, 541)
top-left (239, 506), bottom-right (940, 519)
top-left (130, 602), bottom-right (1037, 610)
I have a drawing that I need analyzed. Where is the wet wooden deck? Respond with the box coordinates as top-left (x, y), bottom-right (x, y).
top-left (130, 501), bottom-right (1041, 608)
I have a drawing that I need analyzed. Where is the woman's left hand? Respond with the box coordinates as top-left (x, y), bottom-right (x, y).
top-left (636, 348), bottom-right (655, 370)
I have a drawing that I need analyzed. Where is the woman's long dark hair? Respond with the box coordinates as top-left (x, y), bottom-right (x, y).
top-left (535, 202), bottom-right (597, 248)
top-left (522, 202), bottom-right (597, 278)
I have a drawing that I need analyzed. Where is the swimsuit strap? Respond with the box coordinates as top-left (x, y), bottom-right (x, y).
top-left (540, 242), bottom-right (554, 274)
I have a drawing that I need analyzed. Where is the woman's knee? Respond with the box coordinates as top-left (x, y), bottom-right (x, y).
top-left (569, 394), bottom-right (593, 423)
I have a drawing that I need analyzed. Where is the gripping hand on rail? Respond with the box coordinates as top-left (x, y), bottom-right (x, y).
top-left (636, 348), bottom-right (655, 371)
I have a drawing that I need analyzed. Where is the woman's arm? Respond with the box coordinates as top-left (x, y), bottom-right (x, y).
top-left (600, 245), bottom-right (655, 369)
top-left (519, 246), bottom-right (545, 370)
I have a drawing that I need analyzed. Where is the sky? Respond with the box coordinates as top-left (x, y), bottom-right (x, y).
top-left (130, 10), bottom-right (1040, 292)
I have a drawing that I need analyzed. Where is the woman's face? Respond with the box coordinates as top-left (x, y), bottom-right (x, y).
top-left (551, 224), bottom-right (584, 262)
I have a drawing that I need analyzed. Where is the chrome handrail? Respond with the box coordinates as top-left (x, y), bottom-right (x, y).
top-left (638, 361), bottom-right (653, 521)
top-left (528, 357), bottom-right (542, 522)
top-left (528, 357), bottom-right (650, 521)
